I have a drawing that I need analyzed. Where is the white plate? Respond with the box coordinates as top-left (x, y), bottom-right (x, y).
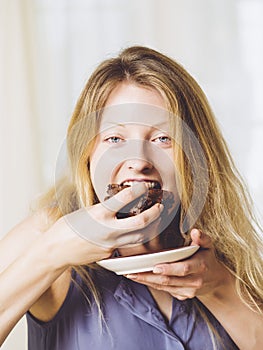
top-left (96, 245), bottom-right (200, 275)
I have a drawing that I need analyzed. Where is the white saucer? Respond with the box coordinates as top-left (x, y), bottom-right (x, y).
top-left (96, 245), bottom-right (200, 275)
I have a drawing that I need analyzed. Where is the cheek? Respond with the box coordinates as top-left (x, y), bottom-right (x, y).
top-left (89, 146), bottom-right (120, 202)
top-left (151, 148), bottom-right (176, 178)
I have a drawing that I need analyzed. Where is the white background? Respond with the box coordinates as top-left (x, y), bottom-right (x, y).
top-left (1, 0), bottom-right (263, 348)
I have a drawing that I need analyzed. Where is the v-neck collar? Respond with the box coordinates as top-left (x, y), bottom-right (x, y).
top-left (113, 276), bottom-right (184, 346)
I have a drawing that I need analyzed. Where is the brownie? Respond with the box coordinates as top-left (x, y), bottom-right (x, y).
top-left (104, 184), bottom-right (174, 218)
top-left (104, 184), bottom-right (191, 249)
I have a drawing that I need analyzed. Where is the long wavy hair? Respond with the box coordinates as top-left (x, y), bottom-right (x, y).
top-left (38, 46), bottom-right (263, 344)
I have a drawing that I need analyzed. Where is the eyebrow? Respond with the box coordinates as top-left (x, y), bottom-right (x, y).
top-left (101, 122), bottom-right (169, 128)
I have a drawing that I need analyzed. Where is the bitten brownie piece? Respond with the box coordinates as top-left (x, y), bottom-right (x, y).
top-left (104, 184), bottom-right (173, 218)
top-left (104, 184), bottom-right (191, 249)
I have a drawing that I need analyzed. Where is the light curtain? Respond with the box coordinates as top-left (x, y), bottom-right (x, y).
top-left (1, 0), bottom-right (262, 349)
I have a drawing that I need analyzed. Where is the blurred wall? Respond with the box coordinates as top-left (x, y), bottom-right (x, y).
top-left (1, 0), bottom-right (263, 348)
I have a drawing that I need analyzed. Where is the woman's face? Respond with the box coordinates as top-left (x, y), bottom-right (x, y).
top-left (89, 82), bottom-right (178, 202)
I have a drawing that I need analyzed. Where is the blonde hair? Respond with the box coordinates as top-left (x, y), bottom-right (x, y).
top-left (38, 46), bottom-right (263, 344)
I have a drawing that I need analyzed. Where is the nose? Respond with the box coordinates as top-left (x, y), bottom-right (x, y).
top-left (126, 158), bottom-right (153, 173)
top-left (123, 139), bottom-right (154, 173)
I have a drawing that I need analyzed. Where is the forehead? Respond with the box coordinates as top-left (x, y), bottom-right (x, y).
top-left (105, 82), bottom-right (166, 108)
top-left (99, 103), bottom-right (170, 134)
top-left (100, 82), bottom-right (170, 129)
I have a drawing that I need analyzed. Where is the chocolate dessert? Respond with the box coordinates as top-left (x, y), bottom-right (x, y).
top-left (104, 184), bottom-right (191, 250)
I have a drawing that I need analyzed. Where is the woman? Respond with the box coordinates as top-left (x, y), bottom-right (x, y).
top-left (0, 46), bottom-right (262, 349)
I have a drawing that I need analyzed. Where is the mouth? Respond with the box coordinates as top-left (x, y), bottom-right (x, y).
top-left (120, 180), bottom-right (162, 190)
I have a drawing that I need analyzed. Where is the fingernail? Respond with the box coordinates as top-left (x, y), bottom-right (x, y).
top-left (153, 267), bottom-right (163, 274)
top-left (126, 274), bottom-right (137, 279)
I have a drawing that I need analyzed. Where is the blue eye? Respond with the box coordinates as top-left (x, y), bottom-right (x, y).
top-left (153, 136), bottom-right (171, 144)
top-left (105, 136), bottom-right (123, 143)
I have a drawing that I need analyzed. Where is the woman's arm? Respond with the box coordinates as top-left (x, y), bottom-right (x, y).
top-left (0, 227), bottom-right (68, 345)
top-left (0, 184), bottom-right (163, 346)
top-left (0, 214), bottom-right (112, 346)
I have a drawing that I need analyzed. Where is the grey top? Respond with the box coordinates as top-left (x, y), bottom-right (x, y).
top-left (27, 268), bottom-right (238, 350)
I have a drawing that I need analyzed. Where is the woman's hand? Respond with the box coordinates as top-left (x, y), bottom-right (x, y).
top-left (46, 183), bottom-right (164, 268)
top-left (125, 229), bottom-right (232, 300)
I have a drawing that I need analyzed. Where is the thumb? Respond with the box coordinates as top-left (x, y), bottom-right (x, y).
top-left (190, 228), bottom-right (213, 249)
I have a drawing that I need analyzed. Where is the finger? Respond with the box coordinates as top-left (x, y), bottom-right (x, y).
top-left (116, 203), bottom-right (164, 231)
top-left (126, 216), bottom-right (162, 243)
top-left (152, 254), bottom-right (208, 277)
top-left (190, 229), bottom-right (213, 249)
top-left (116, 232), bottom-right (146, 247)
top-left (128, 278), bottom-right (173, 292)
top-left (126, 271), bottom-right (202, 288)
top-left (125, 273), bottom-right (169, 289)
top-left (102, 183), bottom-right (148, 213)
top-left (125, 278), bottom-right (195, 300)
